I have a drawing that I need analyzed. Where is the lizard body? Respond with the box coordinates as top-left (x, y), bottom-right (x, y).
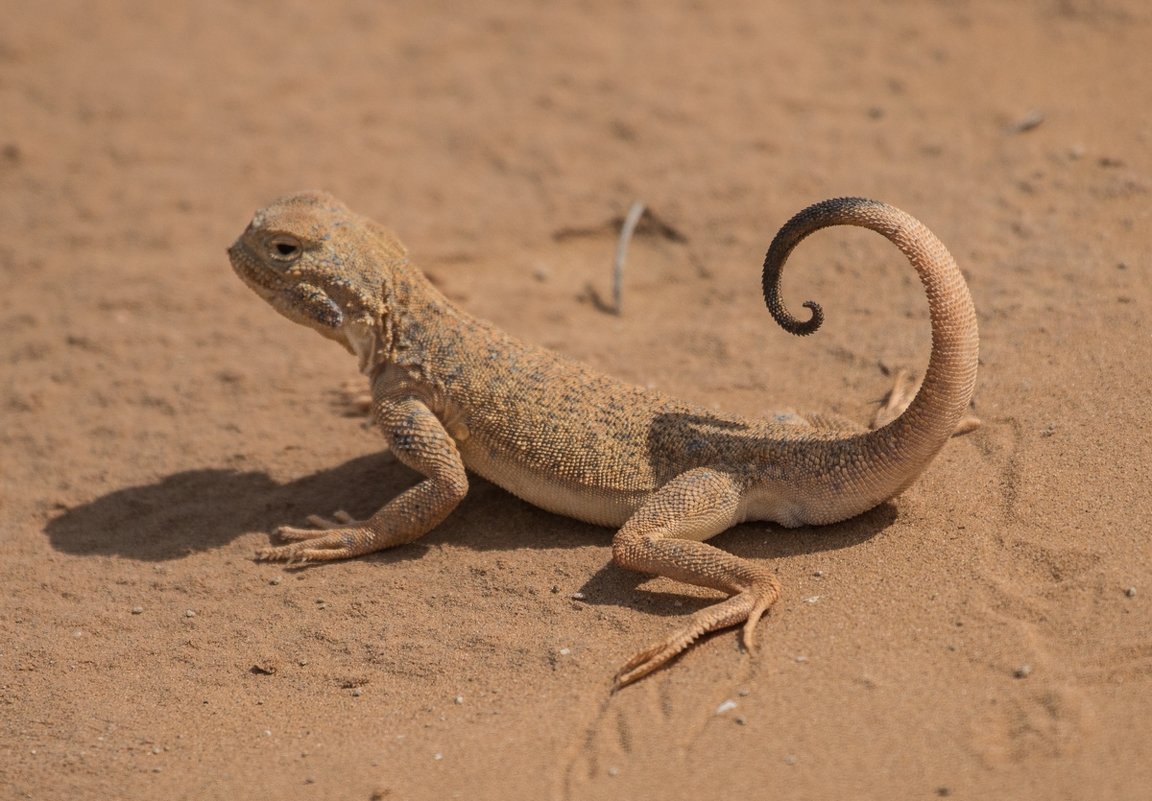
top-left (229, 192), bottom-right (978, 686)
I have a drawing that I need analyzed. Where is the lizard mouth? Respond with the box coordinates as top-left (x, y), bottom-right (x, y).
top-left (228, 240), bottom-right (344, 330)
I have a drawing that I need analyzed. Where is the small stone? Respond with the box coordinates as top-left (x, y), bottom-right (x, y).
top-left (454, 695), bottom-right (464, 705)
top-left (570, 592), bottom-right (586, 601)
top-left (184, 609), bottom-right (196, 618)
top-left (804, 596), bottom-right (821, 604)
top-left (607, 766), bottom-right (619, 777)
top-left (1125, 587), bottom-right (1136, 598)
top-left (813, 570), bottom-right (824, 578)
top-left (715, 699), bottom-right (738, 715)
top-left (734, 716), bottom-right (747, 726)
top-left (794, 655), bottom-right (808, 664)
top-left (270, 577), bottom-right (282, 586)
top-left (1014, 664), bottom-right (1032, 679)
top-left (737, 688), bottom-right (751, 697)
top-left (351, 688), bottom-right (362, 697)
top-left (1010, 110), bottom-right (1045, 134)
top-left (131, 606), bottom-right (144, 615)
top-left (784, 755), bottom-right (798, 766)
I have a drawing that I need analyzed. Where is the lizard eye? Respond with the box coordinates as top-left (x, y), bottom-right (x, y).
top-left (267, 235), bottom-right (303, 262)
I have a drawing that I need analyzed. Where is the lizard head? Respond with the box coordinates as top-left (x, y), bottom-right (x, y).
top-left (228, 190), bottom-right (409, 367)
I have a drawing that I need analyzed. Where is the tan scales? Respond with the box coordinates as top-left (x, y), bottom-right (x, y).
top-left (228, 191), bottom-right (979, 686)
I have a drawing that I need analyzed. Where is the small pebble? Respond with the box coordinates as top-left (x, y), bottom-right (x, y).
top-left (1010, 110), bottom-right (1045, 134)
top-left (454, 695), bottom-right (464, 705)
top-left (570, 592), bottom-right (586, 601)
top-left (734, 716), bottom-right (747, 726)
top-left (351, 688), bottom-right (362, 697)
top-left (607, 766), bottom-right (619, 777)
top-left (558, 647), bottom-right (571, 656)
top-left (784, 755), bottom-right (798, 766)
top-left (1014, 664), bottom-right (1032, 679)
top-left (1125, 587), bottom-right (1136, 598)
top-left (794, 655), bottom-right (808, 664)
top-left (737, 688), bottom-right (750, 697)
top-left (270, 577), bottom-right (282, 586)
top-left (715, 699), bottom-right (738, 715)
top-left (434, 752), bottom-right (443, 761)
top-left (804, 596), bottom-right (821, 604)
top-left (184, 609), bottom-right (196, 618)
top-left (131, 606), bottom-right (144, 615)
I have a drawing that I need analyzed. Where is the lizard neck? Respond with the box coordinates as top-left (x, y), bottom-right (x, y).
top-left (362, 260), bottom-right (481, 379)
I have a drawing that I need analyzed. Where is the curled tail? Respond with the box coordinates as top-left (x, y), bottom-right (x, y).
top-left (761, 198), bottom-right (979, 523)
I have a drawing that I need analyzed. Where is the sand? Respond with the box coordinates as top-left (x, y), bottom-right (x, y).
top-left (2, 1), bottom-right (1150, 799)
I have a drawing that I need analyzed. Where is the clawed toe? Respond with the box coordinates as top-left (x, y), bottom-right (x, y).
top-left (256, 535), bottom-right (351, 563)
top-left (302, 510), bottom-right (358, 530)
top-left (614, 641), bottom-right (684, 688)
top-left (257, 527), bottom-right (359, 562)
top-left (273, 511), bottom-right (360, 541)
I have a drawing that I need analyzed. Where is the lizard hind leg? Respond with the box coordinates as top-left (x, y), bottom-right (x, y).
top-left (611, 468), bottom-right (781, 688)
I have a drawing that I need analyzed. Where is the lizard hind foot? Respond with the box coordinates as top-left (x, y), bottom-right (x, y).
top-left (614, 578), bottom-right (781, 689)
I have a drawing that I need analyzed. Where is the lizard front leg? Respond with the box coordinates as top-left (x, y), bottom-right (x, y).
top-left (257, 397), bottom-right (468, 562)
top-left (611, 468), bottom-right (781, 687)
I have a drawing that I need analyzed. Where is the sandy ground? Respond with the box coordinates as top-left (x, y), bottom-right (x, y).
top-left (2, 1), bottom-right (1151, 799)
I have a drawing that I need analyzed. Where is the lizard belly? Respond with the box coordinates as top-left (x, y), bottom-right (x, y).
top-left (456, 440), bottom-right (645, 529)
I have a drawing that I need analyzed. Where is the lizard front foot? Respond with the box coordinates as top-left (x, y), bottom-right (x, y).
top-left (256, 510), bottom-right (372, 562)
top-left (614, 578), bottom-right (780, 688)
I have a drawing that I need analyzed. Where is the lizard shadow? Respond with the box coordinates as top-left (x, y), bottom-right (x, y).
top-left (45, 444), bottom-right (894, 613)
top-left (42, 451), bottom-right (605, 562)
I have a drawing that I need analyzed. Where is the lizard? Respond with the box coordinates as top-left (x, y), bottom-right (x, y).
top-left (228, 191), bottom-right (978, 687)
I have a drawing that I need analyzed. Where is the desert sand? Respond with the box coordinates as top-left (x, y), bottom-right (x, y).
top-left (2, 1), bottom-right (1150, 799)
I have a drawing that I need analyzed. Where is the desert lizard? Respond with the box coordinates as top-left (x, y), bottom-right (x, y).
top-left (228, 192), bottom-right (978, 686)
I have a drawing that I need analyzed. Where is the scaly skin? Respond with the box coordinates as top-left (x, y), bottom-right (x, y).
top-left (228, 192), bottom-right (978, 687)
